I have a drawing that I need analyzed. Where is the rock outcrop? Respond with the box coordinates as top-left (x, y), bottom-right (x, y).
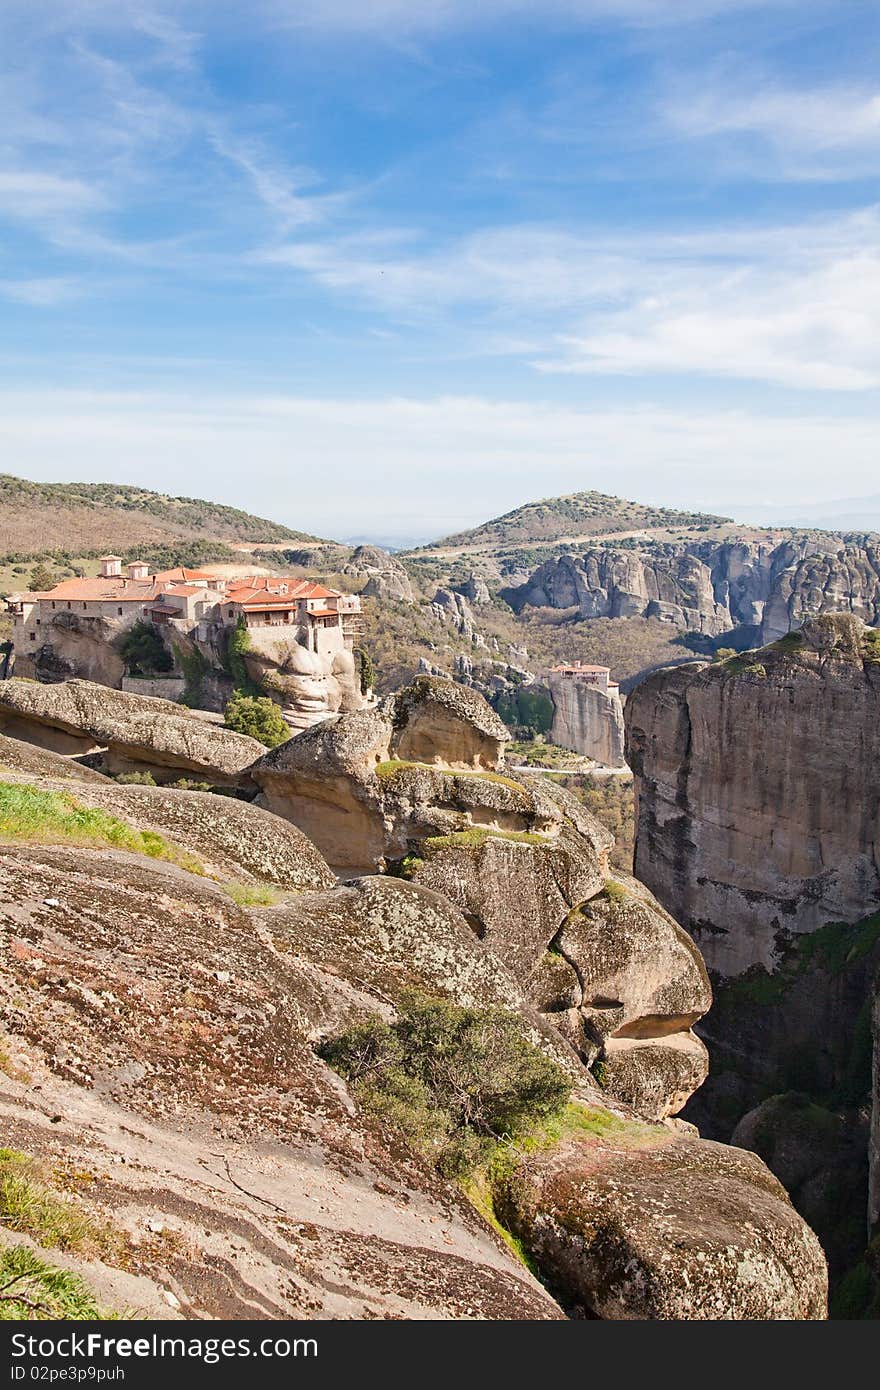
top-left (0, 677), bottom-right (264, 787)
top-left (0, 767), bottom-right (335, 893)
top-left (241, 627), bottom-right (364, 732)
top-left (0, 730), bottom-right (107, 784)
top-left (344, 544), bottom-right (414, 603)
top-left (625, 615), bottom-right (880, 976)
top-left (732, 1093), bottom-right (870, 1277)
top-left (547, 670), bottom-right (626, 767)
top-left (251, 677), bottom-right (511, 872)
top-left (251, 679), bottom-right (710, 1121)
top-left (499, 1128), bottom-right (827, 1319)
top-left (509, 536), bottom-right (880, 644)
top-left (0, 843), bottom-right (561, 1319)
top-left (0, 691), bottom-right (829, 1319)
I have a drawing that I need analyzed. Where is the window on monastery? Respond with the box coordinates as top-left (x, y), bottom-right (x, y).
top-left (29, 632), bottom-right (36, 641)
top-left (118, 607), bottom-right (123, 616)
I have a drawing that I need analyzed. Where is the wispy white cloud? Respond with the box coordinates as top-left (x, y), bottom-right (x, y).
top-left (0, 277), bottom-right (85, 306)
top-left (260, 209), bottom-right (880, 391)
top-left (260, 0), bottom-right (794, 37)
top-left (665, 79), bottom-right (880, 180)
top-left (0, 171), bottom-right (106, 222)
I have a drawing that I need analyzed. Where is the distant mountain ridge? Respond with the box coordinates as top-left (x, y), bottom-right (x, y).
top-left (416, 490), bottom-right (733, 553)
top-left (0, 474), bottom-right (327, 558)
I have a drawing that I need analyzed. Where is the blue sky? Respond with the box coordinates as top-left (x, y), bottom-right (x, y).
top-left (1, 1), bottom-right (879, 541)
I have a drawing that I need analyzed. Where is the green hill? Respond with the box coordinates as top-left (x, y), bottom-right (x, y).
top-left (0, 474), bottom-right (327, 559)
top-left (418, 491), bottom-right (731, 552)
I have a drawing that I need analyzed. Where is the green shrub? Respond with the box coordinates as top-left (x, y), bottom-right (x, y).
top-left (114, 772), bottom-right (157, 786)
top-left (118, 621), bottom-right (173, 675)
top-left (319, 995), bottom-right (570, 1178)
top-left (223, 692), bottom-right (290, 747)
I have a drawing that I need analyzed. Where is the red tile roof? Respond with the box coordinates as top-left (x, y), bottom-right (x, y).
top-left (151, 567), bottom-right (219, 583)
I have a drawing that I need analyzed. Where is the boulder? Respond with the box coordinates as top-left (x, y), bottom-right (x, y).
top-left (535, 881), bottom-right (711, 1118)
top-left (345, 544), bottom-right (415, 603)
top-left (0, 731), bottom-right (106, 784)
top-left (733, 1093), bottom-right (872, 1276)
top-left (0, 677), bottom-right (264, 787)
top-left (497, 1129), bottom-right (828, 1319)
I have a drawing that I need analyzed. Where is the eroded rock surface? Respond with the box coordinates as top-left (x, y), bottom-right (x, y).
top-left (0, 677), bottom-right (264, 787)
top-left (0, 843), bottom-right (562, 1320)
top-left (498, 1129), bottom-right (827, 1319)
top-left (509, 536), bottom-right (880, 643)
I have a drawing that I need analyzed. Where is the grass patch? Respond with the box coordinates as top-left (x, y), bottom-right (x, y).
top-left (374, 759), bottom-right (525, 793)
top-left (223, 881), bottom-right (285, 907)
top-left (772, 631), bottom-right (805, 654)
top-left (0, 781), bottom-right (204, 875)
top-left (0, 1150), bottom-right (120, 1261)
top-left (386, 853), bottom-right (425, 881)
top-left (721, 655), bottom-right (767, 677)
top-left (0, 1245), bottom-right (116, 1321)
top-left (600, 879), bottom-right (629, 905)
top-left (422, 828), bottom-right (547, 853)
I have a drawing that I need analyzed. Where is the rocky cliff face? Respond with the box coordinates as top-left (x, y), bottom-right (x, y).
top-left (547, 672), bottom-right (626, 767)
top-left (625, 615), bottom-right (880, 977)
top-left (510, 537), bottom-right (880, 644)
top-left (0, 679), bottom-right (829, 1319)
top-left (624, 613), bottom-right (880, 1302)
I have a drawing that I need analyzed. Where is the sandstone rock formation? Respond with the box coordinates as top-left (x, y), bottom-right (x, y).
top-left (458, 573), bottom-right (491, 606)
top-left (509, 536), bottom-right (880, 644)
top-left (732, 1093), bottom-right (870, 1277)
top-left (625, 612), bottom-right (880, 1303)
top-left (431, 588), bottom-right (481, 644)
top-left (547, 669), bottom-right (626, 767)
top-left (0, 676), bottom-right (264, 787)
top-left (250, 678), bottom-right (710, 1121)
top-left (0, 843), bottom-right (561, 1319)
top-left (0, 686), bottom-right (829, 1319)
top-left (1, 767), bottom-right (335, 893)
top-left (498, 1129), bottom-right (827, 1319)
top-left (250, 677), bottom-right (511, 872)
top-left (344, 544), bottom-right (415, 602)
top-left (242, 627), bottom-right (364, 731)
top-left (625, 615), bottom-right (880, 976)
top-left (0, 730), bottom-right (107, 783)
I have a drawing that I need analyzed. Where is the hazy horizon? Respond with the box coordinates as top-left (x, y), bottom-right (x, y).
top-left (2, 3), bottom-right (878, 536)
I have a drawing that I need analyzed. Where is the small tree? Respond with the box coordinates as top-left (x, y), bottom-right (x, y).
top-left (225, 616), bottom-right (261, 695)
top-left (118, 621), bottom-right (173, 675)
top-left (223, 692), bottom-right (290, 747)
top-left (356, 646), bottom-right (375, 695)
top-left (28, 563), bottom-right (55, 592)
